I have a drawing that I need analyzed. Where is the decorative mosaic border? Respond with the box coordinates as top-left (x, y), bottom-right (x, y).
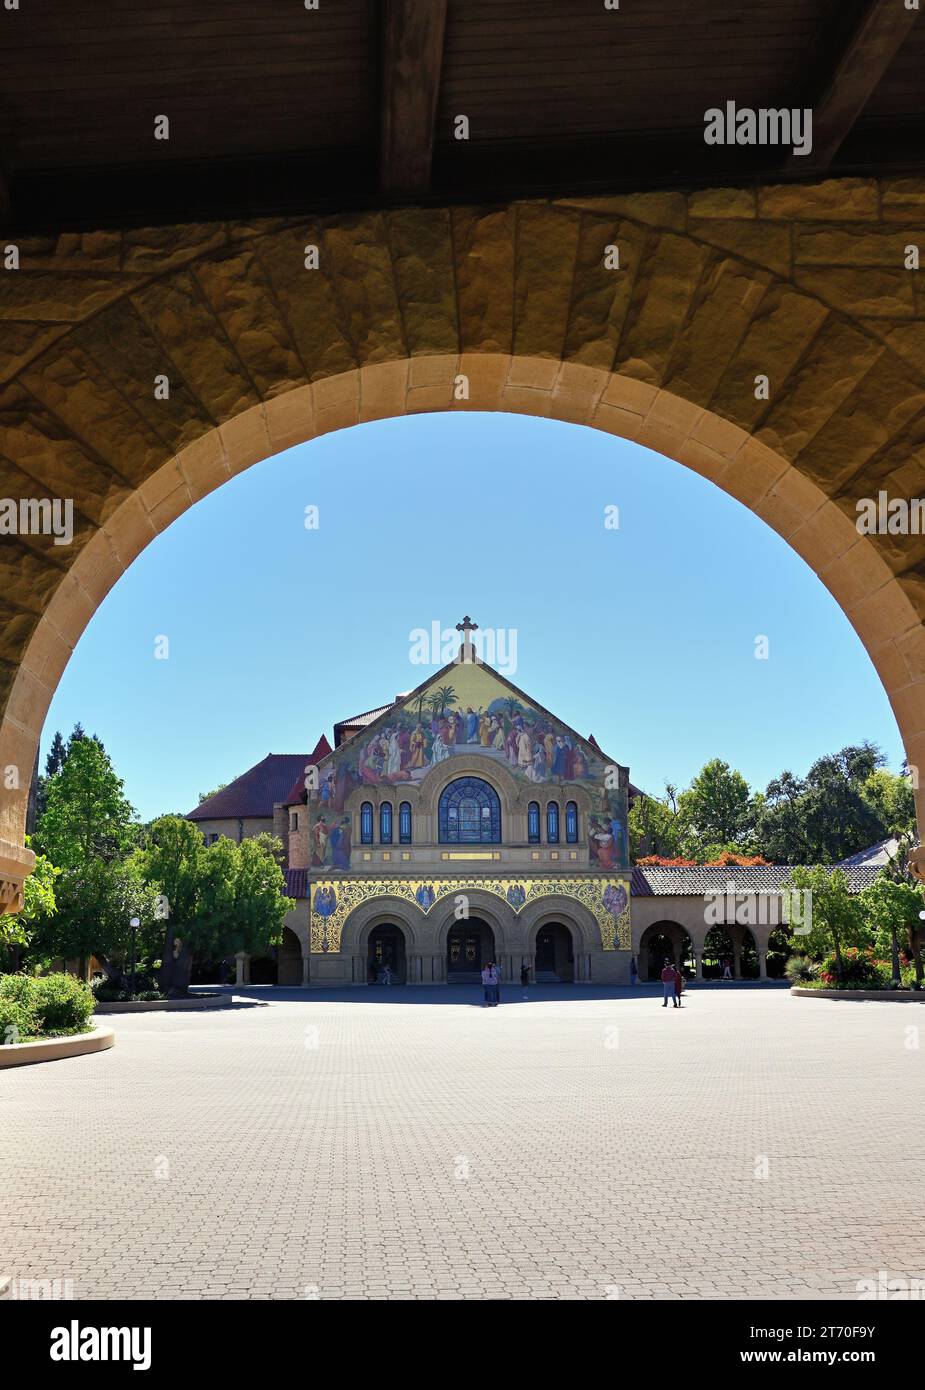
top-left (309, 876), bottom-right (631, 954)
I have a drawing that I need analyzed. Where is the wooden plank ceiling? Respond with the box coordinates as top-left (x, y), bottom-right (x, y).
top-left (0, 0), bottom-right (920, 229)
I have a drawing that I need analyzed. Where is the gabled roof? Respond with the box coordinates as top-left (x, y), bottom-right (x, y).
top-left (188, 754), bottom-right (312, 821)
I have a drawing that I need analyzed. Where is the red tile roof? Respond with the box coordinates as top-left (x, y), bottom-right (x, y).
top-left (189, 753), bottom-right (314, 821)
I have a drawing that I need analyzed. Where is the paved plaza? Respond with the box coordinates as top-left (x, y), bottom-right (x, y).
top-left (2, 985), bottom-right (924, 1301)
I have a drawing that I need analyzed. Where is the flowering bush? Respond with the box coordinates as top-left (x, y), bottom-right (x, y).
top-left (818, 946), bottom-right (890, 989)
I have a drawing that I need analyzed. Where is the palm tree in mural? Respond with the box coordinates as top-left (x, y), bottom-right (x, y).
top-left (435, 685), bottom-right (457, 716)
top-left (504, 696), bottom-right (524, 720)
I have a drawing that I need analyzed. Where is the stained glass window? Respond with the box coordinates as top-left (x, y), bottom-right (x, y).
top-left (380, 801), bottom-right (393, 844)
top-left (399, 801), bottom-right (412, 843)
top-left (528, 801), bottom-right (540, 844)
top-left (438, 777), bottom-right (501, 843)
top-left (546, 801), bottom-right (560, 843)
top-left (360, 801), bottom-right (373, 844)
top-left (565, 801), bottom-right (578, 843)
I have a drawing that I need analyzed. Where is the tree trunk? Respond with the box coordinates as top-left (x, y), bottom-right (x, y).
top-left (909, 923), bottom-right (924, 990)
top-left (833, 935), bottom-right (845, 981)
top-left (891, 927), bottom-right (901, 984)
top-left (96, 954), bottom-right (132, 993)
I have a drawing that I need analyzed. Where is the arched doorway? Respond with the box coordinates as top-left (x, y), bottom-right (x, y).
top-left (277, 927), bottom-right (302, 986)
top-left (446, 917), bottom-right (496, 983)
top-left (739, 928), bottom-right (759, 979)
top-left (534, 922), bottom-right (575, 983)
top-left (702, 926), bottom-right (735, 979)
top-left (767, 927), bottom-right (792, 978)
top-left (639, 922), bottom-right (694, 980)
top-left (368, 923), bottom-right (407, 984)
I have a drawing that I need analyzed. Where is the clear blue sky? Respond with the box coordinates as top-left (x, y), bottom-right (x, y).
top-left (41, 411), bottom-right (904, 821)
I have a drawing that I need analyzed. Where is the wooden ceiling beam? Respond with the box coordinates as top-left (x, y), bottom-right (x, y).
top-left (786, 0), bottom-right (919, 170)
top-left (379, 0), bottom-right (448, 194)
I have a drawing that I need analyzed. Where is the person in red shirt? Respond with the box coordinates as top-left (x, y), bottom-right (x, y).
top-left (672, 963), bottom-right (684, 1006)
top-left (660, 960), bottom-right (678, 1008)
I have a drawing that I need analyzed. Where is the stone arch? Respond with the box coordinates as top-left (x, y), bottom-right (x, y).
top-left (429, 890), bottom-right (511, 952)
top-left (338, 895), bottom-right (425, 959)
top-left (638, 920), bottom-right (695, 981)
top-left (5, 186), bottom-right (925, 907)
top-left (519, 896), bottom-right (602, 957)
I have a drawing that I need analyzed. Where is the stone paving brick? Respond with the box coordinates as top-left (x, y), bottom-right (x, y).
top-left (1, 985), bottom-right (923, 1300)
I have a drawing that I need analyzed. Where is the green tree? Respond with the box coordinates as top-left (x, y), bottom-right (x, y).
top-left (140, 817), bottom-right (292, 995)
top-left (860, 768), bottom-right (916, 840)
top-left (858, 871), bottom-right (921, 986)
top-left (629, 791), bottom-right (684, 861)
top-left (198, 782), bottom-right (229, 805)
top-left (37, 737), bottom-right (136, 869)
top-left (785, 865), bottom-right (868, 980)
top-left (28, 856), bottom-right (161, 982)
top-left (676, 759), bottom-right (756, 859)
top-left (757, 744), bottom-right (888, 863)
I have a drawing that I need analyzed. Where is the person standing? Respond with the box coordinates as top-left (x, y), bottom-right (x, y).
top-left (722, 957), bottom-right (733, 981)
top-left (382, 963), bottom-right (392, 987)
top-left (489, 961), bottom-right (501, 1006)
top-left (672, 963), bottom-right (683, 1007)
top-left (629, 956), bottom-right (638, 988)
top-left (480, 962), bottom-right (492, 1007)
top-left (660, 959), bottom-right (676, 1008)
top-left (520, 960), bottom-right (529, 988)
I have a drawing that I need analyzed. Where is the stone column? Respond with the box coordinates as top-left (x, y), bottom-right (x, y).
top-left (757, 947), bottom-right (767, 979)
top-left (301, 952), bottom-right (310, 986)
top-left (694, 949), bottom-right (703, 980)
top-left (732, 938), bottom-right (742, 979)
top-left (235, 952), bottom-right (249, 986)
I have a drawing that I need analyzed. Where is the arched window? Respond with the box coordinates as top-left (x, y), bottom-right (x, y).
top-left (379, 801), bottom-right (393, 844)
top-left (439, 777), bottom-right (502, 843)
top-left (546, 801), bottom-right (560, 844)
top-left (565, 801), bottom-right (578, 843)
top-left (399, 801), bottom-right (412, 844)
top-left (528, 801), bottom-right (540, 844)
top-left (360, 802), bottom-right (373, 844)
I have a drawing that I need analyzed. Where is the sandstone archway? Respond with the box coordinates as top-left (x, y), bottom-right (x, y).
top-left (4, 183), bottom-right (925, 907)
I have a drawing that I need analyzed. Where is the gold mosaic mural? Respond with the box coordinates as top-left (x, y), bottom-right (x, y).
top-left (310, 876), bottom-right (631, 954)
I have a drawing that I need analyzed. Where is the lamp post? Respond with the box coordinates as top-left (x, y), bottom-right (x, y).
top-left (129, 916), bottom-right (140, 998)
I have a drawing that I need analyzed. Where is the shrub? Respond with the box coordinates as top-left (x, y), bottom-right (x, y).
top-left (0, 973), bottom-right (38, 1007)
top-left (785, 955), bottom-right (817, 984)
top-left (15, 973), bottom-right (93, 1039)
top-left (819, 946), bottom-right (890, 989)
top-left (0, 997), bottom-right (35, 1045)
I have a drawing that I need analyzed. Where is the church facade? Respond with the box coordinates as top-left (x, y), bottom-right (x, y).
top-left (193, 634), bottom-right (634, 986)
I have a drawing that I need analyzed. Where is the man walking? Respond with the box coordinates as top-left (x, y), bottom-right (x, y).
top-left (660, 959), bottom-right (678, 1008)
top-left (672, 962), bottom-right (683, 1007)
